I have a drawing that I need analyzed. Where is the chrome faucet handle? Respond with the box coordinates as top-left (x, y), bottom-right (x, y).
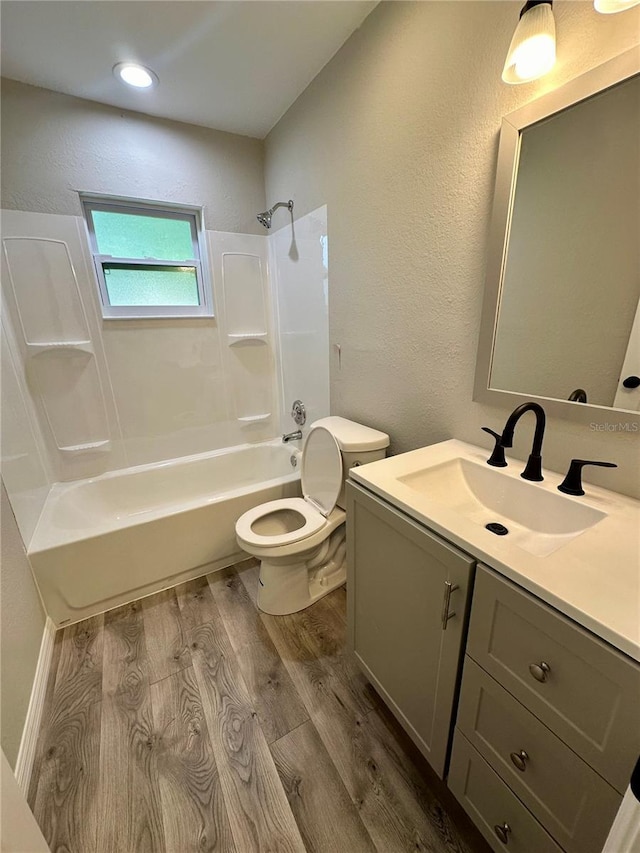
top-left (482, 427), bottom-right (507, 468)
top-left (291, 400), bottom-right (306, 426)
top-left (558, 459), bottom-right (617, 496)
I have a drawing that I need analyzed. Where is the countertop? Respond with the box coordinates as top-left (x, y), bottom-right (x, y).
top-left (350, 439), bottom-right (640, 663)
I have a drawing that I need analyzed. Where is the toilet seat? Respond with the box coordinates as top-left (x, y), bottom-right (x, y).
top-left (235, 497), bottom-right (326, 548)
top-left (236, 427), bottom-right (344, 550)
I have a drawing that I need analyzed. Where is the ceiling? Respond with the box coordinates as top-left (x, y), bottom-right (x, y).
top-left (0, 1), bottom-right (377, 139)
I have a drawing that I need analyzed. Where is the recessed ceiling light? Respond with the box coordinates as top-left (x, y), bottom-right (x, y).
top-left (113, 62), bottom-right (158, 89)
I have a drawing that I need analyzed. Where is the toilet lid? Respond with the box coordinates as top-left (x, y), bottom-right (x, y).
top-left (301, 426), bottom-right (342, 517)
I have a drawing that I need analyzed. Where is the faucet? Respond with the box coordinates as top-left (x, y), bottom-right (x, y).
top-left (282, 430), bottom-right (302, 443)
top-left (499, 402), bottom-right (546, 482)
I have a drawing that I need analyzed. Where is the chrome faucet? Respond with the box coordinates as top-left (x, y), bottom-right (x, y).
top-left (282, 430), bottom-right (302, 443)
top-left (499, 402), bottom-right (546, 482)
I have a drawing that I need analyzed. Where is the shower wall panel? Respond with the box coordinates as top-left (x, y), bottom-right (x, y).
top-left (0, 316), bottom-right (52, 544)
top-left (208, 231), bottom-right (277, 442)
top-left (270, 205), bottom-right (330, 436)
top-left (1, 212), bottom-right (124, 488)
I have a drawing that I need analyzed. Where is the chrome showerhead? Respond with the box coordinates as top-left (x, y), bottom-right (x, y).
top-left (256, 200), bottom-right (293, 230)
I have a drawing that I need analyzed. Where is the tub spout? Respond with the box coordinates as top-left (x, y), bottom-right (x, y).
top-left (282, 430), bottom-right (302, 443)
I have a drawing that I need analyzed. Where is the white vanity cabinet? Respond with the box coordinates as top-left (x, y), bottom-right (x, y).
top-left (346, 481), bottom-right (475, 778)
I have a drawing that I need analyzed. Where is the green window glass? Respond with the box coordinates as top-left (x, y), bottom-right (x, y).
top-left (91, 210), bottom-right (194, 260)
top-left (103, 264), bottom-right (200, 306)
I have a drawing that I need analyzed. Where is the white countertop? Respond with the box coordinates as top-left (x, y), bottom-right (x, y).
top-left (350, 439), bottom-right (640, 662)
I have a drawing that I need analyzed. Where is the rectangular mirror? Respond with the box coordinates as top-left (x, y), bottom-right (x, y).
top-left (475, 48), bottom-right (640, 420)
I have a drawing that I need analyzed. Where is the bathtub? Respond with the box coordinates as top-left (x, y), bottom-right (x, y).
top-left (28, 440), bottom-right (301, 625)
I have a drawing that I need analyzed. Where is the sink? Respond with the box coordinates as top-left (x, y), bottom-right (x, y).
top-left (397, 457), bottom-right (606, 557)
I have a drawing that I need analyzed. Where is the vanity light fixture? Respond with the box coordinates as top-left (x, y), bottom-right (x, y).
top-left (502, 0), bottom-right (556, 84)
top-left (113, 62), bottom-right (158, 89)
top-left (594, 0), bottom-right (640, 11)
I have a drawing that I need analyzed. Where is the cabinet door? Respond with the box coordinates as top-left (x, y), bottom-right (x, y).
top-left (346, 481), bottom-right (475, 778)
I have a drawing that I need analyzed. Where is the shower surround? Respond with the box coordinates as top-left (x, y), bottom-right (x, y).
top-left (1, 205), bottom-right (329, 621)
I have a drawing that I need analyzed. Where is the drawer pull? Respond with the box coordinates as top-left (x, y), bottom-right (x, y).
top-left (494, 823), bottom-right (511, 844)
top-left (441, 581), bottom-right (459, 630)
top-left (528, 661), bottom-right (551, 683)
top-left (510, 749), bottom-right (529, 771)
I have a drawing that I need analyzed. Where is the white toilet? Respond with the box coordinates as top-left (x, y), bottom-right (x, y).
top-left (235, 416), bottom-right (390, 615)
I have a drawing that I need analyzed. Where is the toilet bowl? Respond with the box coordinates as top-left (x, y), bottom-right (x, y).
top-left (235, 416), bottom-right (389, 615)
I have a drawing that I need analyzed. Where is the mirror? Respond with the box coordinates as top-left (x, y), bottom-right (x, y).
top-left (475, 49), bottom-right (640, 418)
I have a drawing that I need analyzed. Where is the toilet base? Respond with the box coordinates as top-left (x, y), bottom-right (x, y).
top-left (256, 530), bottom-right (347, 616)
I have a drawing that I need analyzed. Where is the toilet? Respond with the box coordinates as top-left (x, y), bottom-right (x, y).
top-left (235, 416), bottom-right (390, 615)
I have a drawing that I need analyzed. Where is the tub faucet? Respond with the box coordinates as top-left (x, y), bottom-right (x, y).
top-left (282, 430), bottom-right (302, 443)
top-left (499, 402), bottom-right (546, 482)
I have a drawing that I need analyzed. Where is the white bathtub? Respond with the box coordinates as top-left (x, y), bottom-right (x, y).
top-left (29, 440), bottom-right (301, 625)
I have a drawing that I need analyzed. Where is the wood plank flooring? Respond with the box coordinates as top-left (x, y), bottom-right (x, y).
top-left (28, 560), bottom-right (490, 853)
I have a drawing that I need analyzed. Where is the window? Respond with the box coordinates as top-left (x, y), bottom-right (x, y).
top-left (82, 196), bottom-right (211, 318)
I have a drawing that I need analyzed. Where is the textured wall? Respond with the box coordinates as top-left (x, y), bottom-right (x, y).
top-left (264, 1), bottom-right (640, 497)
top-left (0, 482), bottom-right (46, 768)
top-left (1, 79), bottom-right (266, 234)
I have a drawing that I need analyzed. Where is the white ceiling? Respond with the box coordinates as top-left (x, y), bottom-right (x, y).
top-left (0, 1), bottom-right (377, 139)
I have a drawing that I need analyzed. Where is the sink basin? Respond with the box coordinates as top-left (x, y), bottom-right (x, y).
top-left (397, 457), bottom-right (606, 557)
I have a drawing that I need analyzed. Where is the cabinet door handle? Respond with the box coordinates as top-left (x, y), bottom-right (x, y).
top-left (529, 661), bottom-right (551, 683)
top-left (510, 749), bottom-right (529, 772)
top-left (494, 823), bottom-right (511, 844)
top-left (441, 581), bottom-right (459, 630)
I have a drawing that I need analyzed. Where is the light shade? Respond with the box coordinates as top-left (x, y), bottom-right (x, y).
top-left (113, 62), bottom-right (158, 89)
top-left (502, 1), bottom-right (556, 84)
top-left (594, 0), bottom-right (640, 12)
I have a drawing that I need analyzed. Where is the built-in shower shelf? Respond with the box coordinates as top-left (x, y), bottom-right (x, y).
top-left (227, 333), bottom-right (268, 346)
top-left (26, 341), bottom-right (94, 358)
top-left (237, 414), bottom-right (272, 424)
top-left (58, 440), bottom-right (111, 456)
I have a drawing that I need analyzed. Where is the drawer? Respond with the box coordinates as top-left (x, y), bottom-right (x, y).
top-left (457, 656), bottom-right (621, 853)
top-left (448, 730), bottom-right (563, 853)
top-left (467, 565), bottom-right (640, 792)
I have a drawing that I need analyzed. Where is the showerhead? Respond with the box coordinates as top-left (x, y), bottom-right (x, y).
top-left (256, 199), bottom-right (293, 229)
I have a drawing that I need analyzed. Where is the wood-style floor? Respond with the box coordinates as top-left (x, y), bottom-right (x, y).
top-left (28, 560), bottom-right (489, 853)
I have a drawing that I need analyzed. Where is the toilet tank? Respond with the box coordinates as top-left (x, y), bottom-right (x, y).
top-left (310, 416), bottom-right (390, 509)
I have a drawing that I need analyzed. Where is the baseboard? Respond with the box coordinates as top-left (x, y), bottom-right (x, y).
top-left (14, 617), bottom-right (56, 795)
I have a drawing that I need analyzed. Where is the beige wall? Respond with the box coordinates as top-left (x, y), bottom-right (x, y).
top-left (1, 79), bottom-right (266, 234)
top-left (0, 483), bottom-right (46, 768)
top-left (264, 0), bottom-right (640, 498)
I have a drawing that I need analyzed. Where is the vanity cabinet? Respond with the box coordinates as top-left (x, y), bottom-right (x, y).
top-left (449, 566), bottom-right (640, 853)
top-left (347, 480), bottom-right (640, 853)
top-left (346, 481), bottom-right (475, 778)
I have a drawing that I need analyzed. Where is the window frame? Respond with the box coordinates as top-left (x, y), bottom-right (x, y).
top-left (82, 196), bottom-right (213, 319)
